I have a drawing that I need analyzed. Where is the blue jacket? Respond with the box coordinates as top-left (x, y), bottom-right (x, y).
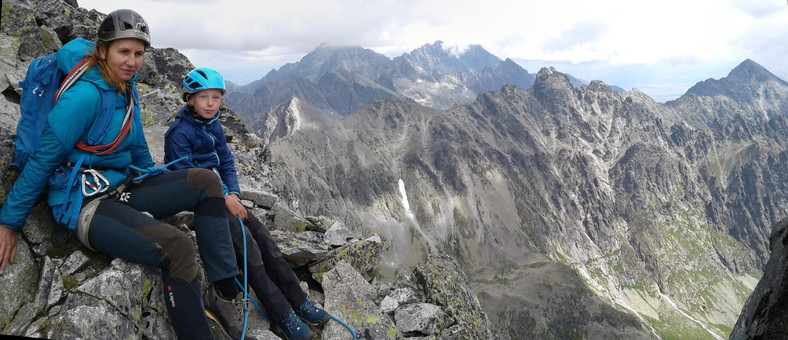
top-left (163, 106), bottom-right (240, 196)
top-left (0, 39), bottom-right (152, 230)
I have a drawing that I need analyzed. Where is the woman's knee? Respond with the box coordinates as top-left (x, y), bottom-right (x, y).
top-left (159, 228), bottom-right (199, 282)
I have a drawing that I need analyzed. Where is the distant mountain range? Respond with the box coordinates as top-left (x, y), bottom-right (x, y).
top-left (224, 40), bottom-right (788, 338)
top-left (226, 41), bottom-right (542, 132)
top-left (225, 41), bottom-right (618, 137)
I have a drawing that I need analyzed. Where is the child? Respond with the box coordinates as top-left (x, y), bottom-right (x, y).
top-left (164, 68), bottom-right (330, 340)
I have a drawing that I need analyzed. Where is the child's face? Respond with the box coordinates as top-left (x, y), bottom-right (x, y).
top-left (188, 89), bottom-right (224, 119)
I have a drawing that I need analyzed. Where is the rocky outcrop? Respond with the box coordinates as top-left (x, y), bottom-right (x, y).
top-left (0, 0), bottom-right (495, 339)
top-left (730, 217), bottom-right (788, 339)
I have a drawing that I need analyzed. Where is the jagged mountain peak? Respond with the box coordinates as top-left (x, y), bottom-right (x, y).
top-left (260, 96), bottom-right (339, 143)
top-left (279, 44), bottom-right (393, 81)
top-left (535, 66), bottom-right (571, 83)
top-left (303, 43), bottom-right (388, 63)
top-left (227, 40), bottom-right (539, 118)
top-left (228, 38), bottom-right (788, 340)
top-left (725, 58), bottom-right (782, 82)
top-left (531, 67), bottom-right (575, 102)
top-left (668, 59), bottom-right (788, 125)
top-left (500, 58), bottom-right (524, 70)
top-left (681, 59), bottom-right (787, 99)
top-left (584, 79), bottom-right (617, 94)
top-left (398, 40), bottom-right (502, 75)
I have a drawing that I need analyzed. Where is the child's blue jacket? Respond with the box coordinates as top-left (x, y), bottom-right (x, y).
top-left (163, 106), bottom-right (240, 196)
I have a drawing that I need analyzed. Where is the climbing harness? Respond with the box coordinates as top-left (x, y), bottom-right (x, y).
top-left (75, 198), bottom-right (102, 251)
top-left (64, 156), bottom-right (187, 245)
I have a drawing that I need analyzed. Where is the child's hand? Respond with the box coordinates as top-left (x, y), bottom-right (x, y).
top-left (226, 194), bottom-right (247, 220)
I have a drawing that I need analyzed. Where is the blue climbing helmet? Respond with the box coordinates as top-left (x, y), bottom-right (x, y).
top-left (182, 67), bottom-right (226, 101)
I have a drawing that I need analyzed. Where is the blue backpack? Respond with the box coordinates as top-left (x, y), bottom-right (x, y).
top-left (3, 39), bottom-right (135, 232)
top-left (4, 38), bottom-right (133, 180)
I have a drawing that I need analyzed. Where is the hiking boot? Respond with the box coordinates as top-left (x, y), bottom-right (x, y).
top-left (203, 285), bottom-right (256, 340)
top-left (295, 300), bottom-right (330, 327)
top-left (278, 309), bottom-right (314, 340)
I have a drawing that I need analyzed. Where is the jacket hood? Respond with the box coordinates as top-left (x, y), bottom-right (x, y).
top-left (57, 38), bottom-right (94, 73)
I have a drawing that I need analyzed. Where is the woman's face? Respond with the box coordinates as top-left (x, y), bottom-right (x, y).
top-left (99, 39), bottom-right (145, 81)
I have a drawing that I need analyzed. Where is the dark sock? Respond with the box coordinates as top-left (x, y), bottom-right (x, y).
top-left (215, 277), bottom-right (239, 299)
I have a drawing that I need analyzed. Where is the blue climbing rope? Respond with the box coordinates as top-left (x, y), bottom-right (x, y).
top-left (239, 216), bottom-right (249, 340)
top-left (234, 277), bottom-right (269, 320)
top-left (234, 277), bottom-right (357, 340)
top-left (231, 216), bottom-right (356, 340)
top-left (331, 314), bottom-right (357, 340)
top-left (128, 156), bottom-right (187, 181)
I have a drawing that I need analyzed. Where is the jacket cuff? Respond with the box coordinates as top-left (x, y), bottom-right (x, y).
top-left (0, 219), bottom-right (22, 231)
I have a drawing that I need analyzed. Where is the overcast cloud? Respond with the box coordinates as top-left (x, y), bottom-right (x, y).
top-left (78, 0), bottom-right (788, 102)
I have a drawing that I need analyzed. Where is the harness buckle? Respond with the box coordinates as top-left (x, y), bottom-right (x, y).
top-left (81, 169), bottom-right (110, 197)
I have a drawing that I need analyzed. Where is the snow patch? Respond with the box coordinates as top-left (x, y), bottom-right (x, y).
top-left (399, 178), bottom-right (414, 219)
top-left (289, 99), bottom-right (301, 130)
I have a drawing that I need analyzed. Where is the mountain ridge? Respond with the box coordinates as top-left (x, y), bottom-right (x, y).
top-left (666, 58), bottom-right (788, 128)
top-left (257, 58), bottom-right (788, 338)
top-left (679, 58), bottom-right (788, 100)
top-left (224, 40), bottom-right (538, 132)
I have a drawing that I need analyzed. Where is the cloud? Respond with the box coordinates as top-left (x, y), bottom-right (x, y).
top-left (544, 20), bottom-right (608, 53)
top-left (731, 9), bottom-right (788, 81)
top-left (77, 0), bottom-right (788, 100)
top-left (731, 0), bottom-right (785, 18)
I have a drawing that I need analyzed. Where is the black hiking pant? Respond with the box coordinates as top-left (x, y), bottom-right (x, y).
top-left (228, 210), bottom-right (307, 323)
top-left (87, 168), bottom-right (238, 339)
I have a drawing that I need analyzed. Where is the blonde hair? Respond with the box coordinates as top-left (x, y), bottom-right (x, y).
top-left (86, 41), bottom-right (130, 94)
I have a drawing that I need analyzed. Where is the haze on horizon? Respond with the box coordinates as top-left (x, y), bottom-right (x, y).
top-left (78, 0), bottom-right (788, 103)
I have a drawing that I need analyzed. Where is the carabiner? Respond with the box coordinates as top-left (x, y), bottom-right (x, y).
top-left (81, 169), bottom-right (110, 197)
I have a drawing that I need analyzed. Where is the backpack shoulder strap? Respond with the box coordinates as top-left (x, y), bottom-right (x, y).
top-left (75, 88), bottom-right (134, 156)
top-left (53, 57), bottom-right (91, 106)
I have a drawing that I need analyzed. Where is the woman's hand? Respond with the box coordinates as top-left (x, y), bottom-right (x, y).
top-left (225, 194), bottom-right (247, 221)
top-left (0, 226), bottom-right (17, 275)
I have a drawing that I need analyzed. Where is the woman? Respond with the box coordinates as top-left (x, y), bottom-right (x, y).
top-left (0, 9), bottom-right (248, 340)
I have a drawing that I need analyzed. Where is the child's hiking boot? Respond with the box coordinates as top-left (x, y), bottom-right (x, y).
top-left (295, 300), bottom-right (331, 327)
top-left (278, 309), bottom-right (314, 340)
top-left (203, 285), bottom-right (256, 340)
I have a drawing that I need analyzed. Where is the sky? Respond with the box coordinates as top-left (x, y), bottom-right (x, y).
top-left (77, 0), bottom-right (788, 103)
